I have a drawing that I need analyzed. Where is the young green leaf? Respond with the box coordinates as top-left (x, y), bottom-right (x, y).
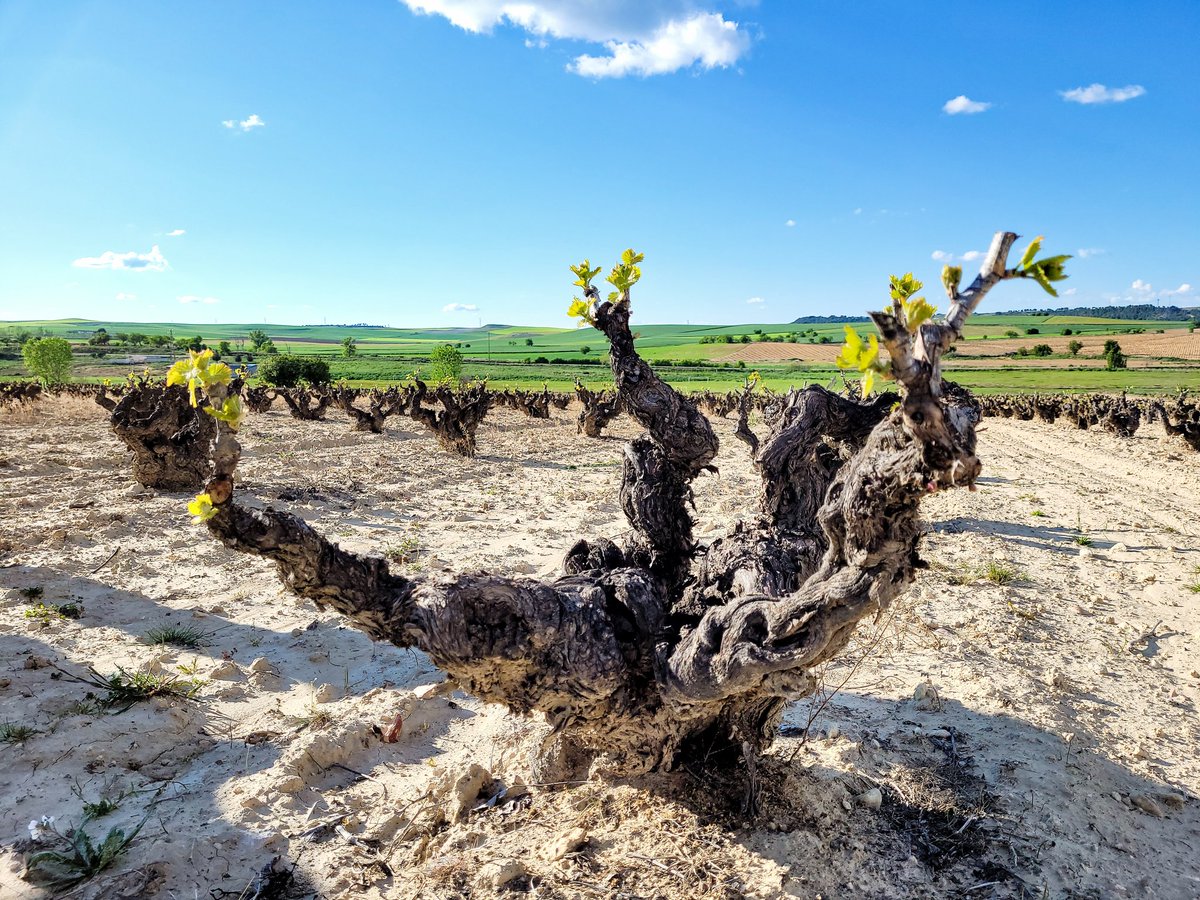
top-left (1019, 236), bottom-right (1044, 270)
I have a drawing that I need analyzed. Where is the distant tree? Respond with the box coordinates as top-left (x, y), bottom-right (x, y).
top-left (188, 335), bottom-right (205, 352)
top-left (722, 334), bottom-right (734, 344)
top-left (247, 329), bottom-right (271, 352)
top-left (1032, 343), bottom-right (1053, 357)
top-left (1005, 330), bottom-right (1019, 338)
top-left (739, 334), bottom-right (751, 344)
top-left (87, 328), bottom-right (110, 346)
top-left (342, 336), bottom-right (357, 357)
top-left (1104, 340), bottom-right (1128, 370)
top-left (1025, 327), bottom-right (1040, 335)
top-left (217, 340), bottom-right (233, 358)
top-left (1068, 340), bottom-right (1084, 356)
top-left (22, 337), bottom-right (73, 385)
top-left (580, 345), bottom-right (592, 356)
top-left (429, 343), bottom-right (463, 382)
top-left (1061, 328), bottom-right (1073, 335)
top-left (524, 338), bottom-right (534, 347)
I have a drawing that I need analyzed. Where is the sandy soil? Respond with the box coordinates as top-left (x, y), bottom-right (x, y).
top-left (1, 398), bottom-right (1197, 899)
top-left (717, 330), bottom-right (1200, 364)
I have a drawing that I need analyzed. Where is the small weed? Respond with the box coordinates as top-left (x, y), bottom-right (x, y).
top-left (18, 586), bottom-right (44, 601)
top-left (1074, 534), bottom-right (1094, 546)
top-left (52, 666), bottom-right (203, 713)
top-left (143, 625), bottom-right (211, 649)
top-left (285, 702), bottom-right (333, 731)
top-left (22, 601), bottom-right (82, 626)
top-left (984, 563), bottom-right (1019, 585)
top-left (24, 812), bottom-right (148, 889)
top-left (384, 532), bottom-right (423, 568)
top-left (1186, 582), bottom-right (1200, 594)
top-left (1030, 510), bottom-right (1046, 517)
top-left (23, 604), bottom-right (62, 627)
top-left (0, 722), bottom-right (40, 744)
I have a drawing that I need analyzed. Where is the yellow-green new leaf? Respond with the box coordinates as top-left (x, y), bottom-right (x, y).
top-left (1019, 236), bottom-right (1044, 270)
top-left (205, 395), bottom-right (245, 429)
top-left (187, 493), bottom-right (218, 524)
top-left (902, 296), bottom-right (937, 329)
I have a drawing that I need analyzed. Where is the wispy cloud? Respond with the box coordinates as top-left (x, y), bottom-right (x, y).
top-left (1164, 283), bottom-right (1192, 297)
top-left (115, 292), bottom-right (137, 301)
top-left (746, 296), bottom-right (764, 305)
top-left (1060, 84), bottom-right (1145, 105)
top-left (222, 114), bottom-right (265, 131)
top-left (942, 95), bottom-right (991, 115)
top-left (931, 249), bottom-right (983, 263)
top-left (399, 2), bottom-right (750, 78)
top-left (178, 295), bottom-right (220, 305)
top-left (443, 302), bottom-right (479, 312)
top-left (72, 245), bottom-right (167, 272)
top-left (166, 228), bottom-right (186, 237)
top-left (1131, 279), bottom-right (1153, 294)
top-left (784, 219), bottom-right (795, 227)
top-left (1076, 247), bottom-right (1105, 258)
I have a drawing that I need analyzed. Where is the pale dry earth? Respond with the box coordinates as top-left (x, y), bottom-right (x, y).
top-left (0, 398), bottom-right (1197, 899)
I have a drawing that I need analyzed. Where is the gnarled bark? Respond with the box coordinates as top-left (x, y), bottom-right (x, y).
top-left (407, 379), bottom-right (491, 457)
top-left (194, 232), bottom-right (1027, 773)
top-left (574, 379), bottom-right (622, 438)
top-left (110, 383), bottom-right (216, 490)
top-left (277, 387), bottom-right (331, 421)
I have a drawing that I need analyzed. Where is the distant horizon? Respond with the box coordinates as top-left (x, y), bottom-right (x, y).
top-left (3, 300), bottom-right (1197, 335)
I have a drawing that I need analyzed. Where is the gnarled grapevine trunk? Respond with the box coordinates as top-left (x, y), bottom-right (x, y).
top-left (111, 383), bottom-right (216, 490)
top-left (197, 232), bottom-right (1026, 774)
top-left (574, 379), bottom-right (622, 438)
top-left (407, 379), bottom-right (491, 457)
top-left (277, 387), bottom-right (331, 421)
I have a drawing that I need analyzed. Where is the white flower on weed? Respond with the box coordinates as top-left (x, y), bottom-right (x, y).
top-left (27, 815), bottom-right (55, 841)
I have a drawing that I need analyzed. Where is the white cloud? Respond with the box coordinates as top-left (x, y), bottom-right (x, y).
top-left (852, 208), bottom-right (862, 216)
top-left (223, 114), bottom-right (265, 131)
top-left (1062, 288), bottom-right (1077, 296)
top-left (178, 295), bottom-right (220, 305)
top-left (115, 292), bottom-right (137, 301)
top-left (166, 229), bottom-right (186, 237)
top-left (571, 13), bottom-right (749, 78)
top-left (942, 95), bottom-right (991, 115)
top-left (931, 249), bottom-right (983, 263)
top-left (784, 219), bottom-right (795, 227)
top-left (1076, 247), bottom-right (1105, 258)
top-left (399, 2), bottom-right (750, 78)
top-left (1164, 283), bottom-right (1192, 296)
top-left (1131, 279), bottom-right (1153, 293)
top-left (746, 296), bottom-right (764, 305)
top-left (1060, 83), bottom-right (1146, 105)
top-left (443, 303), bottom-right (479, 312)
top-left (72, 245), bottom-right (168, 272)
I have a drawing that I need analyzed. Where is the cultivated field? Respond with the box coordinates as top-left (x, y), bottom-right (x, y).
top-left (1, 398), bottom-right (1198, 898)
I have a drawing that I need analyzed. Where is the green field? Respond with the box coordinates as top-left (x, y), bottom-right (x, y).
top-left (2, 315), bottom-right (1197, 395)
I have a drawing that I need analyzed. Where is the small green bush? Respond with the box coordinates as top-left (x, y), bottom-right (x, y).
top-left (22, 337), bottom-right (73, 386)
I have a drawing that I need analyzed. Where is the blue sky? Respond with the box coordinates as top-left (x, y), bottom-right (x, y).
top-left (1, 0), bottom-right (1197, 327)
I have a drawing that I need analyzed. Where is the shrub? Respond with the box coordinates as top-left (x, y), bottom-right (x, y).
top-left (428, 343), bottom-right (463, 382)
top-left (21, 337), bottom-right (73, 386)
top-left (257, 354), bottom-right (330, 387)
top-left (1005, 330), bottom-right (1019, 338)
top-left (1025, 327), bottom-right (1040, 335)
top-left (1068, 340), bottom-right (1084, 356)
top-left (1032, 343), bottom-right (1053, 357)
top-left (1061, 328), bottom-right (1073, 335)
